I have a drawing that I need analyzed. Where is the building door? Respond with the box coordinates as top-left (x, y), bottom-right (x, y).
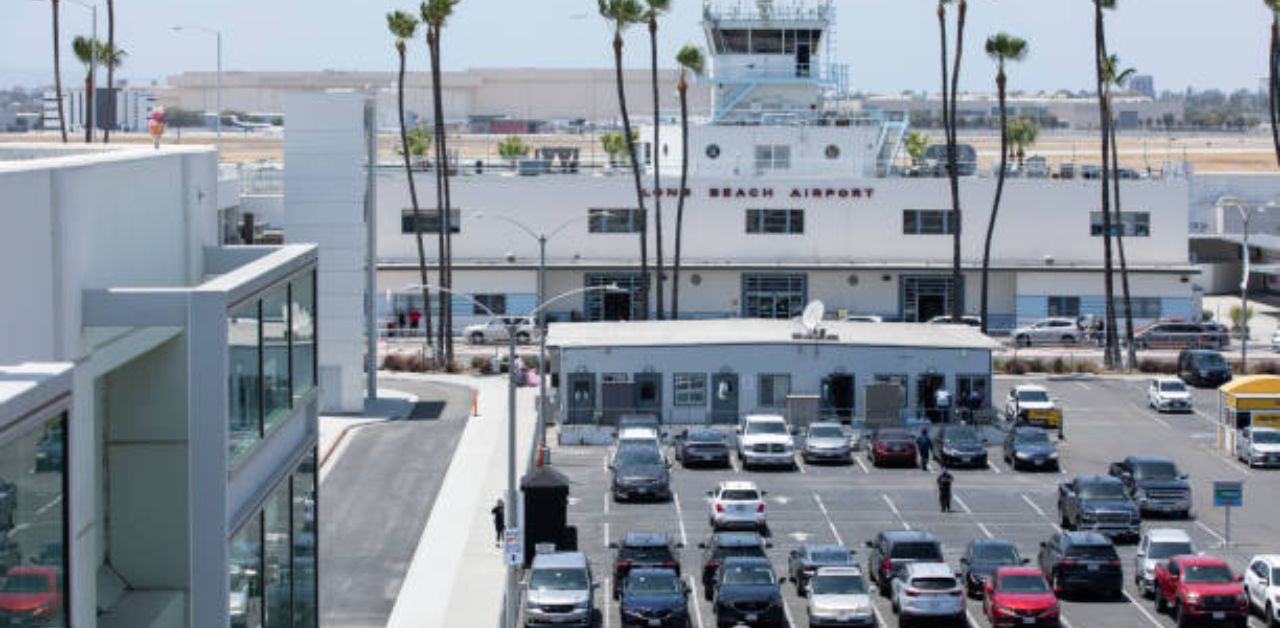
top-left (566, 373), bottom-right (595, 424)
top-left (916, 373), bottom-right (946, 422)
top-left (586, 273), bottom-right (645, 321)
top-left (822, 374), bottom-right (855, 422)
top-left (603, 292), bottom-right (633, 321)
top-left (601, 374), bottom-right (633, 426)
top-left (710, 373), bottom-right (739, 424)
top-left (634, 372), bottom-right (663, 421)
top-left (796, 44), bottom-right (812, 78)
top-left (902, 275), bottom-right (960, 322)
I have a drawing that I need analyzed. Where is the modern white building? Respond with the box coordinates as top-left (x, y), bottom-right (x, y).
top-left (42, 87), bottom-right (157, 133)
top-left (0, 143), bottom-right (319, 628)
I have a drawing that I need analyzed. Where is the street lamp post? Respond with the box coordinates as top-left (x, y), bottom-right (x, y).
top-left (171, 24), bottom-right (222, 157)
top-left (1217, 197), bottom-right (1274, 375)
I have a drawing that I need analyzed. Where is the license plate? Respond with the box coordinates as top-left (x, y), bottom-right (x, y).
top-left (746, 613), bottom-right (758, 622)
top-left (1088, 564), bottom-right (1099, 571)
top-left (961, 456), bottom-right (971, 463)
top-left (1213, 612), bottom-right (1225, 620)
top-left (1034, 459), bottom-right (1044, 465)
top-left (648, 620), bottom-right (662, 627)
top-left (1023, 618), bottom-right (1036, 625)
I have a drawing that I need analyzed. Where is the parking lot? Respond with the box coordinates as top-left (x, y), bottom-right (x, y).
top-left (547, 375), bottom-right (1277, 628)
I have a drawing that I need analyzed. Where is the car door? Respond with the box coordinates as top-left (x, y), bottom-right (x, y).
top-left (1005, 390), bottom-right (1017, 420)
top-left (1147, 381), bottom-right (1158, 407)
top-left (1135, 535), bottom-right (1150, 579)
top-left (1246, 560), bottom-right (1266, 610)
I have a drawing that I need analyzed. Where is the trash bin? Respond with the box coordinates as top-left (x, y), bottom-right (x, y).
top-left (520, 466), bottom-right (571, 567)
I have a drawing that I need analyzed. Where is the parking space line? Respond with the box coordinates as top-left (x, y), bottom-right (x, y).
top-left (966, 609), bottom-right (982, 626)
top-left (1122, 590), bottom-right (1167, 628)
top-left (780, 593), bottom-right (797, 628)
top-left (730, 455), bottom-right (741, 473)
top-left (603, 576), bottom-right (613, 628)
top-left (813, 493), bottom-right (845, 546)
top-left (854, 455), bottom-right (871, 474)
top-left (953, 494), bottom-right (973, 515)
top-left (1021, 493), bottom-right (1047, 518)
top-left (1073, 382), bottom-right (1092, 390)
top-left (1195, 520), bottom-right (1227, 546)
top-left (976, 521), bottom-right (995, 539)
top-left (603, 522), bottom-right (610, 548)
top-left (987, 460), bottom-right (1003, 474)
top-left (604, 491), bottom-right (610, 515)
top-left (672, 491), bottom-right (689, 548)
top-left (686, 575), bottom-right (705, 628)
top-left (796, 457), bottom-right (807, 474)
top-left (882, 494), bottom-right (910, 530)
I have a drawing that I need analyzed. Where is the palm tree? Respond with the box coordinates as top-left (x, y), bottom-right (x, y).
top-left (387, 10), bottom-right (433, 350)
top-left (1267, 0), bottom-right (1280, 166)
top-left (422, 0), bottom-right (461, 361)
top-left (905, 131), bottom-right (929, 168)
top-left (938, 0), bottom-right (968, 323)
top-left (1093, 0), bottom-right (1120, 368)
top-left (643, 0), bottom-right (670, 319)
top-left (979, 32), bottom-right (1028, 335)
top-left (50, 0), bottom-right (67, 143)
top-left (72, 36), bottom-right (99, 143)
top-left (1104, 54), bottom-right (1138, 369)
top-left (599, 0), bottom-right (649, 320)
top-left (1007, 118), bottom-right (1039, 167)
top-left (672, 44), bottom-right (704, 320)
top-left (104, 0), bottom-right (115, 143)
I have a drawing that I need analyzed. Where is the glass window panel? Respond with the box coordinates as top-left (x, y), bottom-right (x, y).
top-left (751, 29), bottom-right (783, 54)
top-left (264, 483), bottom-right (292, 628)
top-left (229, 299), bottom-right (262, 465)
top-left (292, 453), bottom-right (318, 627)
top-left (903, 210), bottom-right (919, 234)
top-left (719, 29), bottom-right (750, 53)
top-left (762, 210), bottom-right (788, 233)
top-left (291, 272), bottom-right (316, 404)
top-left (0, 413), bottom-right (68, 626)
top-left (789, 210), bottom-right (804, 234)
top-left (758, 374), bottom-right (791, 407)
top-left (921, 211), bottom-right (945, 234)
top-left (263, 284), bottom-right (292, 434)
top-left (230, 514), bottom-right (264, 628)
top-left (1047, 296), bottom-right (1081, 318)
top-left (674, 374), bottom-right (706, 406)
top-left (475, 294), bottom-right (508, 315)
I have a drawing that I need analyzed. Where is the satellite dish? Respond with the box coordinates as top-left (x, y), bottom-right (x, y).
top-left (800, 300), bottom-right (825, 335)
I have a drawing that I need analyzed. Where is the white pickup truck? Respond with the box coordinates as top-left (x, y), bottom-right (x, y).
top-left (737, 414), bottom-right (797, 470)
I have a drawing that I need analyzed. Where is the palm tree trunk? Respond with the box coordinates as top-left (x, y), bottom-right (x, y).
top-left (981, 72), bottom-right (1008, 336)
top-left (1271, 16), bottom-right (1280, 167)
top-left (397, 47), bottom-right (433, 352)
top-left (52, 0), bottom-right (67, 143)
top-left (673, 78), bottom-right (689, 320)
top-left (84, 72), bottom-right (93, 143)
top-left (937, 3), bottom-right (951, 323)
top-left (649, 18), bottom-right (665, 320)
top-left (942, 2), bottom-right (965, 323)
top-left (104, 0), bottom-right (114, 143)
top-left (431, 28), bottom-right (456, 361)
top-left (614, 33), bottom-right (650, 320)
top-left (1094, 1), bottom-right (1119, 368)
top-left (428, 29), bottom-right (447, 363)
top-left (1111, 119), bottom-right (1136, 370)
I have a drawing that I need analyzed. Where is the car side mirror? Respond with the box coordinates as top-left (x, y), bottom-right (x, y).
top-left (706, 490), bottom-right (714, 497)
top-left (1236, 574), bottom-right (1245, 583)
top-left (608, 542), bottom-right (618, 549)
top-left (802, 583), bottom-right (812, 596)
top-left (1180, 473), bottom-right (1189, 480)
top-left (1039, 541), bottom-right (1048, 548)
top-left (1020, 558), bottom-right (1031, 565)
top-left (676, 542), bottom-right (685, 549)
top-left (761, 490), bottom-right (768, 496)
top-left (592, 582), bottom-right (600, 590)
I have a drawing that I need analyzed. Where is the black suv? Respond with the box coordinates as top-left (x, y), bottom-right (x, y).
top-left (609, 445), bottom-right (672, 502)
top-left (1178, 349), bottom-right (1232, 387)
top-left (1037, 531), bottom-right (1123, 598)
top-left (698, 532), bottom-right (770, 599)
top-left (611, 531), bottom-right (682, 599)
top-left (1108, 456), bottom-right (1192, 518)
top-left (711, 556), bottom-right (784, 628)
top-left (933, 424), bottom-right (988, 468)
top-left (864, 530), bottom-right (944, 596)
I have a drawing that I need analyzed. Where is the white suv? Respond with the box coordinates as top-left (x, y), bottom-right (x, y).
top-left (1245, 555), bottom-right (1280, 625)
top-left (463, 316), bottom-right (538, 345)
top-left (1147, 378), bottom-right (1193, 413)
top-left (737, 414), bottom-right (796, 470)
top-left (1011, 317), bottom-right (1085, 347)
top-left (891, 562), bottom-right (965, 625)
top-left (707, 481), bottom-right (767, 531)
top-left (1134, 528), bottom-right (1195, 597)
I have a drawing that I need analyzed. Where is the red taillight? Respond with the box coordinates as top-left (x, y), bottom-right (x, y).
top-left (662, 560), bottom-right (679, 568)
top-left (905, 589), bottom-right (920, 597)
top-left (1060, 559), bottom-right (1078, 567)
top-left (756, 503), bottom-right (766, 513)
top-left (715, 503), bottom-right (724, 513)
top-left (707, 559), bottom-right (721, 569)
top-left (1107, 559), bottom-right (1121, 567)
top-left (882, 559), bottom-right (892, 574)
top-left (615, 560), bottom-right (631, 569)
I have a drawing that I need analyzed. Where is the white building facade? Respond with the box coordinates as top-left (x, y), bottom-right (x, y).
top-left (42, 87), bottom-right (157, 133)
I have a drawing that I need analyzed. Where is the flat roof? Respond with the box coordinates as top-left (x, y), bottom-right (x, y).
top-left (546, 319), bottom-right (1002, 351)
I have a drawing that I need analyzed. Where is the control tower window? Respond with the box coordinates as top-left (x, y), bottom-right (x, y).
top-left (750, 30), bottom-right (783, 54)
top-left (716, 29), bottom-right (750, 54)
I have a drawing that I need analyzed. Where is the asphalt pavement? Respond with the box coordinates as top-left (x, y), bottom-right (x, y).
top-left (548, 375), bottom-right (1278, 628)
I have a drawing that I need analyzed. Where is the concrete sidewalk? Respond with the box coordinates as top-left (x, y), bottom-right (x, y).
top-left (318, 388), bottom-right (416, 477)
top-left (386, 373), bottom-right (538, 628)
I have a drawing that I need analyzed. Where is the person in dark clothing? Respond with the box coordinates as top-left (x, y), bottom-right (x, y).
top-left (915, 428), bottom-right (933, 471)
top-left (937, 468), bottom-right (954, 513)
top-left (491, 499), bottom-right (505, 546)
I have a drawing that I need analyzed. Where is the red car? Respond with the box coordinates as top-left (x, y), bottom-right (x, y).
top-left (982, 566), bottom-right (1061, 627)
top-left (1153, 555), bottom-right (1248, 627)
top-left (867, 428), bottom-right (918, 467)
top-left (0, 565), bottom-right (63, 625)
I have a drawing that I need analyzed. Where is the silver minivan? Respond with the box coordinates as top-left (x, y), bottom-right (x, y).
top-left (525, 552), bottom-right (595, 628)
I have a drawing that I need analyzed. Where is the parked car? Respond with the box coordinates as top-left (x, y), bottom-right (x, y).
top-left (865, 530), bottom-right (944, 597)
top-left (707, 481), bottom-right (767, 532)
top-left (1243, 555), bottom-right (1280, 626)
top-left (1235, 426), bottom-right (1280, 468)
top-left (1179, 349), bottom-right (1233, 388)
top-left (959, 539), bottom-right (1025, 597)
top-left (927, 314), bottom-right (983, 327)
top-left (1148, 378), bottom-right (1194, 413)
top-left (463, 316), bottom-right (538, 345)
top-left (923, 143), bottom-right (978, 177)
top-left (1057, 476), bottom-right (1141, 541)
top-left (843, 315), bottom-right (884, 323)
top-left (616, 427), bottom-right (662, 452)
top-left (33, 426), bottom-right (63, 473)
top-left (890, 562), bottom-right (966, 626)
top-left (801, 422), bottom-right (853, 465)
top-left (1037, 531), bottom-right (1124, 599)
top-left (1199, 322), bottom-right (1231, 349)
top-left (805, 566), bottom-right (876, 627)
top-left (673, 428), bottom-right (731, 468)
top-left (619, 568), bottom-right (690, 628)
top-left (1081, 164), bottom-right (1102, 179)
top-left (1002, 426), bottom-right (1060, 471)
top-left (933, 424), bottom-right (988, 468)
top-left (610, 531), bottom-right (681, 599)
top-left (1135, 322), bottom-right (1221, 350)
top-left (1135, 528), bottom-right (1196, 598)
top-left (982, 566), bottom-right (1061, 628)
top-left (711, 556), bottom-right (784, 628)
top-left (866, 427), bottom-right (918, 468)
top-left (1153, 554), bottom-right (1249, 625)
top-left (618, 416), bottom-right (661, 440)
top-left (737, 415), bottom-right (796, 470)
top-left (787, 544), bottom-right (855, 595)
top-left (1108, 456), bottom-right (1192, 518)
top-left (0, 566), bottom-right (64, 627)
top-left (1005, 385), bottom-right (1063, 431)
top-left (1011, 318), bottom-right (1085, 347)
top-left (698, 531), bottom-right (770, 597)
top-left (609, 445), bottom-right (672, 502)
top-left (0, 536), bottom-right (19, 574)
top-left (1272, 328), bottom-right (1280, 352)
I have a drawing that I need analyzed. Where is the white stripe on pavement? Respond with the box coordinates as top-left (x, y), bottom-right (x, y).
top-left (686, 575), bottom-right (705, 628)
top-left (1122, 590), bottom-right (1167, 628)
top-left (953, 494), bottom-right (973, 515)
top-left (855, 455), bottom-right (871, 474)
top-left (1195, 520), bottom-right (1227, 546)
top-left (672, 491), bottom-right (689, 548)
top-left (813, 493), bottom-right (845, 546)
top-left (882, 494), bottom-right (910, 530)
top-left (1021, 493), bottom-right (1047, 517)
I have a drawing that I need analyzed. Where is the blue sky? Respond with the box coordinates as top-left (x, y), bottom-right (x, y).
top-left (0, 0), bottom-right (1269, 95)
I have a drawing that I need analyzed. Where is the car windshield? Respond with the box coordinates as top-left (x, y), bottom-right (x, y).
top-left (1148, 542), bottom-right (1193, 560)
top-left (1015, 431), bottom-right (1052, 446)
top-left (0, 574), bottom-right (48, 593)
top-left (722, 565), bottom-right (774, 586)
top-left (1132, 461), bottom-right (1180, 481)
top-left (891, 543), bottom-right (943, 560)
top-left (1067, 545), bottom-right (1118, 561)
top-left (1197, 353), bottom-right (1227, 368)
top-left (688, 430), bottom-right (723, 443)
top-left (1017, 390), bottom-right (1050, 403)
top-left (945, 428), bottom-right (981, 444)
top-left (529, 568), bottom-right (589, 591)
top-left (1253, 431), bottom-right (1280, 444)
top-left (972, 544), bottom-right (1020, 563)
top-left (911, 577), bottom-right (957, 591)
top-left (616, 448), bottom-right (663, 466)
top-left (1182, 565), bottom-right (1234, 583)
top-left (718, 546), bottom-right (766, 560)
top-left (626, 573), bottom-right (681, 595)
top-left (746, 422), bottom-right (787, 435)
top-left (1078, 482), bottom-right (1127, 499)
top-left (809, 426), bottom-right (844, 439)
top-left (999, 575), bottom-right (1050, 593)
top-left (620, 546), bottom-right (674, 562)
top-left (1159, 381), bottom-right (1187, 393)
top-left (810, 549), bottom-right (851, 564)
top-left (720, 490), bottom-right (760, 501)
top-left (812, 574), bottom-right (867, 595)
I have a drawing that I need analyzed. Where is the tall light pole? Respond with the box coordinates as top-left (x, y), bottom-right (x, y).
top-left (1217, 197), bottom-right (1274, 374)
top-left (63, 0), bottom-right (96, 140)
top-left (171, 24), bottom-right (222, 157)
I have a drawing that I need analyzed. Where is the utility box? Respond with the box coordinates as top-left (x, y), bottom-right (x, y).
top-left (521, 466), bottom-right (571, 567)
top-left (786, 394), bottom-right (821, 430)
top-left (865, 382), bottom-right (905, 427)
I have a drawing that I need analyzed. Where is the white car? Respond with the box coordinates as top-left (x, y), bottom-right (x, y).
top-left (801, 422), bottom-right (853, 464)
top-left (1003, 384), bottom-right (1062, 429)
top-left (1243, 555), bottom-right (1280, 625)
top-left (891, 562), bottom-right (965, 624)
top-left (1147, 378), bottom-right (1193, 413)
top-left (1134, 528), bottom-right (1195, 597)
top-left (806, 566), bottom-right (877, 627)
top-left (1273, 329), bottom-right (1280, 352)
top-left (616, 426), bottom-right (661, 450)
top-left (462, 316), bottom-right (538, 345)
top-left (1011, 317), bottom-right (1085, 346)
top-left (707, 481), bottom-right (767, 531)
top-left (843, 315), bottom-right (883, 323)
top-left (1236, 427), bottom-right (1280, 468)
top-left (737, 414), bottom-right (797, 470)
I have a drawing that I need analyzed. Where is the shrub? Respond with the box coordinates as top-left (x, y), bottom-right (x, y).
top-left (1073, 360), bottom-right (1101, 374)
top-left (1050, 357), bottom-right (1068, 374)
top-left (470, 356), bottom-right (492, 372)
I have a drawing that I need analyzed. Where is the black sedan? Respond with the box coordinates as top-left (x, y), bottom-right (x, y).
top-left (933, 425), bottom-right (988, 468)
top-left (1002, 426), bottom-right (1060, 471)
top-left (619, 568), bottom-right (690, 628)
top-left (712, 556), bottom-right (784, 628)
top-left (673, 428), bottom-right (732, 468)
top-left (959, 539), bottom-right (1025, 597)
top-left (610, 446), bottom-right (672, 502)
top-left (786, 544), bottom-right (855, 595)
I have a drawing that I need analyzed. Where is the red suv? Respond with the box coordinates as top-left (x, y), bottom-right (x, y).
top-left (0, 565), bottom-right (63, 625)
top-left (982, 566), bottom-right (1061, 627)
top-left (867, 428), bottom-right (918, 468)
top-left (1153, 555), bottom-right (1248, 627)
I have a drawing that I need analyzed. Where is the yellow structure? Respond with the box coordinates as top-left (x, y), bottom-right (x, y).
top-left (1217, 375), bottom-right (1280, 454)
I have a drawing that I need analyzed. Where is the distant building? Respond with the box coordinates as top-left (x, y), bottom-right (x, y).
top-left (42, 87), bottom-right (156, 133)
top-left (862, 92), bottom-right (1180, 130)
top-left (1130, 75), bottom-right (1156, 100)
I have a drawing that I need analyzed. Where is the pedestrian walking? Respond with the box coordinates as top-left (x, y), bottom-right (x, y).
top-left (396, 309), bottom-right (407, 338)
top-left (915, 428), bottom-right (933, 471)
top-left (937, 467), bottom-right (954, 513)
top-left (408, 308), bottom-right (422, 336)
top-left (934, 388), bottom-right (953, 423)
top-left (491, 498), bottom-right (505, 546)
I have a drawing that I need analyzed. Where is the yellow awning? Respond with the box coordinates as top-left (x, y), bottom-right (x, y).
top-left (1218, 375), bottom-right (1280, 395)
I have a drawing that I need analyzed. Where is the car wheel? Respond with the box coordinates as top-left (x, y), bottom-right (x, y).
top-left (516, 332), bottom-right (531, 344)
top-left (1267, 602), bottom-right (1278, 628)
top-left (1061, 335), bottom-right (1077, 345)
top-left (1156, 591), bottom-right (1168, 614)
top-left (469, 332), bottom-right (485, 344)
top-left (1016, 334), bottom-right (1031, 347)
top-left (1175, 600), bottom-right (1190, 628)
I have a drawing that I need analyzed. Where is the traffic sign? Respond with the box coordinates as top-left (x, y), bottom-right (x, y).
top-left (1213, 481), bottom-right (1243, 507)
top-left (503, 529), bottom-right (523, 566)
